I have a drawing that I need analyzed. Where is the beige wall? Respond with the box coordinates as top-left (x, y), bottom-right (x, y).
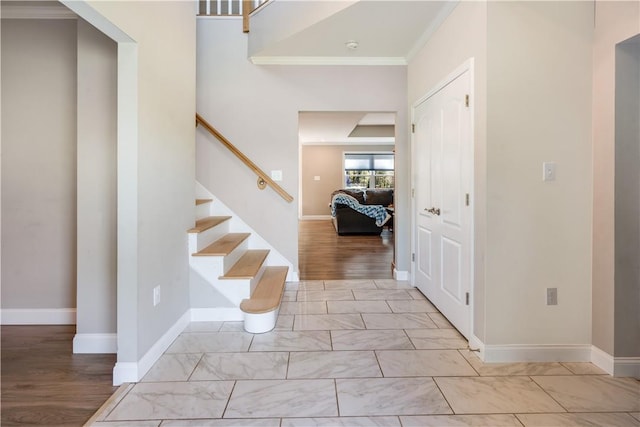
top-left (409, 1), bottom-right (596, 350)
top-left (76, 18), bottom-right (117, 336)
top-left (1, 19), bottom-right (78, 312)
top-left (408, 0), bottom-right (488, 341)
top-left (484, 1), bottom-right (594, 347)
top-left (300, 144), bottom-right (394, 217)
top-left (592, 0), bottom-right (640, 357)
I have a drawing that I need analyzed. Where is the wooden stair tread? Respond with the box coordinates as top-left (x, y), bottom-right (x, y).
top-left (187, 216), bottom-right (231, 233)
top-left (196, 198), bottom-right (213, 206)
top-left (221, 249), bottom-right (270, 279)
top-left (240, 266), bottom-right (289, 314)
top-left (193, 233), bottom-right (250, 256)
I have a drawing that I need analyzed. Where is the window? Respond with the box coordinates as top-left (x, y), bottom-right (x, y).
top-left (344, 153), bottom-right (394, 189)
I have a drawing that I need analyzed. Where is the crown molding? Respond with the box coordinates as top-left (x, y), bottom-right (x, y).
top-left (249, 55), bottom-right (407, 66)
top-left (1, 3), bottom-right (77, 19)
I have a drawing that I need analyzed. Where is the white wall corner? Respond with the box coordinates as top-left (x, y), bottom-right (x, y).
top-left (482, 344), bottom-right (592, 363)
top-left (1, 308), bottom-right (76, 325)
top-left (113, 310), bottom-right (191, 386)
top-left (393, 269), bottom-right (410, 281)
top-left (73, 333), bottom-right (117, 354)
top-left (591, 346), bottom-right (640, 378)
top-left (112, 362), bottom-right (138, 387)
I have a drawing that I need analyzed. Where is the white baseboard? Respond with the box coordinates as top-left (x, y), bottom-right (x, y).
top-left (73, 333), bottom-right (117, 354)
top-left (190, 307), bottom-right (243, 322)
top-left (591, 345), bottom-right (640, 378)
top-left (1, 308), bottom-right (76, 325)
top-left (287, 271), bottom-right (300, 282)
top-left (481, 344), bottom-right (591, 363)
top-left (113, 310), bottom-right (191, 386)
top-left (393, 269), bottom-right (409, 281)
top-left (299, 215), bottom-right (332, 220)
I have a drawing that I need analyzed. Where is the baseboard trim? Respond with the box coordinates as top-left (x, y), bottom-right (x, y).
top-left (1, 308), bottom-right (76, 325)
top-left (113, 310), bottom-right (191, 386)
top-left (393, 269), bottom-right (410, 281)
top-left (190, 307), bottom-right (243, 322)
top-left (73, 333), bottom-right (117, 354)
top-left (591, 345), bottom-right (640, 378)
top-left (482, 344), bottom-right (591, 363)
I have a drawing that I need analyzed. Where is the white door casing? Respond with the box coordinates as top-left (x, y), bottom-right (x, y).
top-left (412, 60), bottom-right (473, 339)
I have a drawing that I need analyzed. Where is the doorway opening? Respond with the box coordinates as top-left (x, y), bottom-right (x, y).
top-left (298, 111), bottom-right (396, 280)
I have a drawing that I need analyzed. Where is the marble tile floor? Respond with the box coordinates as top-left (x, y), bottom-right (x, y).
top-left (88, 279), bottom-right (640, 427)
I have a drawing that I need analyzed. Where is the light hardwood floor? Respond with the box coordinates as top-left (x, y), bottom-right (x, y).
top-left (1, 325), bottom-right (117, 426)
top-left (298, 219), bottom-right (393, 280)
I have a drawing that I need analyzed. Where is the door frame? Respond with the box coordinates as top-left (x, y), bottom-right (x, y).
top-left (410, 58), bottom-right (475, 338)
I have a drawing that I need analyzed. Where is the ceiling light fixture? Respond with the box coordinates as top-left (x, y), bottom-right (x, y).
top-left (345, 40), bottom-right (359, 50)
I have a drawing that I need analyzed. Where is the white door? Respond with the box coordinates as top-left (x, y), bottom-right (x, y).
top-left (413, 66), bottom-right (472, 338)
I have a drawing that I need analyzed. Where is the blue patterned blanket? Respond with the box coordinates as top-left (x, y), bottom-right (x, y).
top-left (331, 193), bottom-right (391, 227)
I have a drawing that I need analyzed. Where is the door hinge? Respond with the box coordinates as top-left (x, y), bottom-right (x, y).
top-left (411, 188), bottom-right (415, 198)
top-left (465, 94), bottom-right (470, 107)
top-left (465, 193), bottom-right (470, 206)
top-left (465, 292), bottom-right (470, 305)
top-left (411, 123), bottom-right (415, 133)
top-left (412, 253), bottom-right (415, 262)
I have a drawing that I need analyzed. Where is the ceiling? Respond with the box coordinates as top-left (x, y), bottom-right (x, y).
top-left (299, 112), bottom-right (395, 146)
top-left (250, 0), bottom-right (459, 65)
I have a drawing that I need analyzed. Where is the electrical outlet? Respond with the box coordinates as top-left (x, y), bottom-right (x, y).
top-left (153, 286), bottom-right (161, 306)
top-left (546, 287), bottom-right (557, 305)
top-left (271, 170), bottom-right (283, 181)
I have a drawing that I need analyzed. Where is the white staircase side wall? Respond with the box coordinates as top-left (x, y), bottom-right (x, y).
top-left (196, 182), bottom-right (298, 281)
top-left (187, 219), bottom-right (230, 254)
top-left (195, 202), bottom-right (212, 220)
top-left (189, 256), bottom-right (251, 305)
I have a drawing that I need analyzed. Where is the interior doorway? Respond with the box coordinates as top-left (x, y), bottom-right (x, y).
top-left (298, 111), bottom-right (396, 280)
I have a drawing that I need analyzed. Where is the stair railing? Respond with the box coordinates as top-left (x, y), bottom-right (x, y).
top-left (197, 0), bottom-right (269, 32)
top-left (196, 113), bottom-right (294, 203)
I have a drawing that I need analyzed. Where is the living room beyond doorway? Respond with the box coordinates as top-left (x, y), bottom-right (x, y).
top-left (298, 219), bottom-right (393, 280)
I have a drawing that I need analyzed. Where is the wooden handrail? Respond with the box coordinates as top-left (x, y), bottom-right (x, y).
top-left (196, 113), bottom-right (294, 203)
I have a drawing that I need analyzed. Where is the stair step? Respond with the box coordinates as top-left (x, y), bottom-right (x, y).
top-left (240, 266), bottom-right (289, 314)
top-left (188, 216), bottom-right (231, 233)
top-left (193, 232), bottom-right (250, 256)
top-left (221, 249), bottom-right (270, 280)
top-left (196, 198), bottom-right (213, 206)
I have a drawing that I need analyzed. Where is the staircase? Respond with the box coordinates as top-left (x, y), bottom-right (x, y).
top-left (188, 195), bottom-right (288, 333)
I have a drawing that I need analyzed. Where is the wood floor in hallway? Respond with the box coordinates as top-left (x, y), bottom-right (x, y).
top-left (298, 219), bottom-right (394, 280)
top-left (1, 325), bottom-right (117, 426)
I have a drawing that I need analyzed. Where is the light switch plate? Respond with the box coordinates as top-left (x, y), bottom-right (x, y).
top-left (271, 170), bottom-right (283, 181)
top-left (543, 162), bottom-right (556, 181)
top-left (314, 176), bottom-right (320, 181)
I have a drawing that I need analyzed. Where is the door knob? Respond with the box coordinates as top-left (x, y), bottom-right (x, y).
top-left (424, 207), bottom-right (441, 215)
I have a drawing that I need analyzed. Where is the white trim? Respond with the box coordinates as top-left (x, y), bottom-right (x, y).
top-left (1, 308), bottom-right (76, 325)
top-left (190, 307), bottom-right (244, 322)
top-left (112, 362), bottom-right (138, 387)
top-left (112, 310), bottom-right (190, 386)
top-left (300, 215), bottom-right (332, 221)
top-left (1, 4), bottom-right (78, 19)
top-left (393, 269), bottom-right (410, 281)
top-left (73, 333), bottom-right (117, 354)
top-left (482, 344), bottom-right (591, 363)
top-left (591, 346), bottom-right (640, 378)
top-left (250, 56), bottom-right (407, 66)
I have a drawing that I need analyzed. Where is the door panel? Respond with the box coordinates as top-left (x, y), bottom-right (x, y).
top-left (413, 67), bottom-right (472, 339)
